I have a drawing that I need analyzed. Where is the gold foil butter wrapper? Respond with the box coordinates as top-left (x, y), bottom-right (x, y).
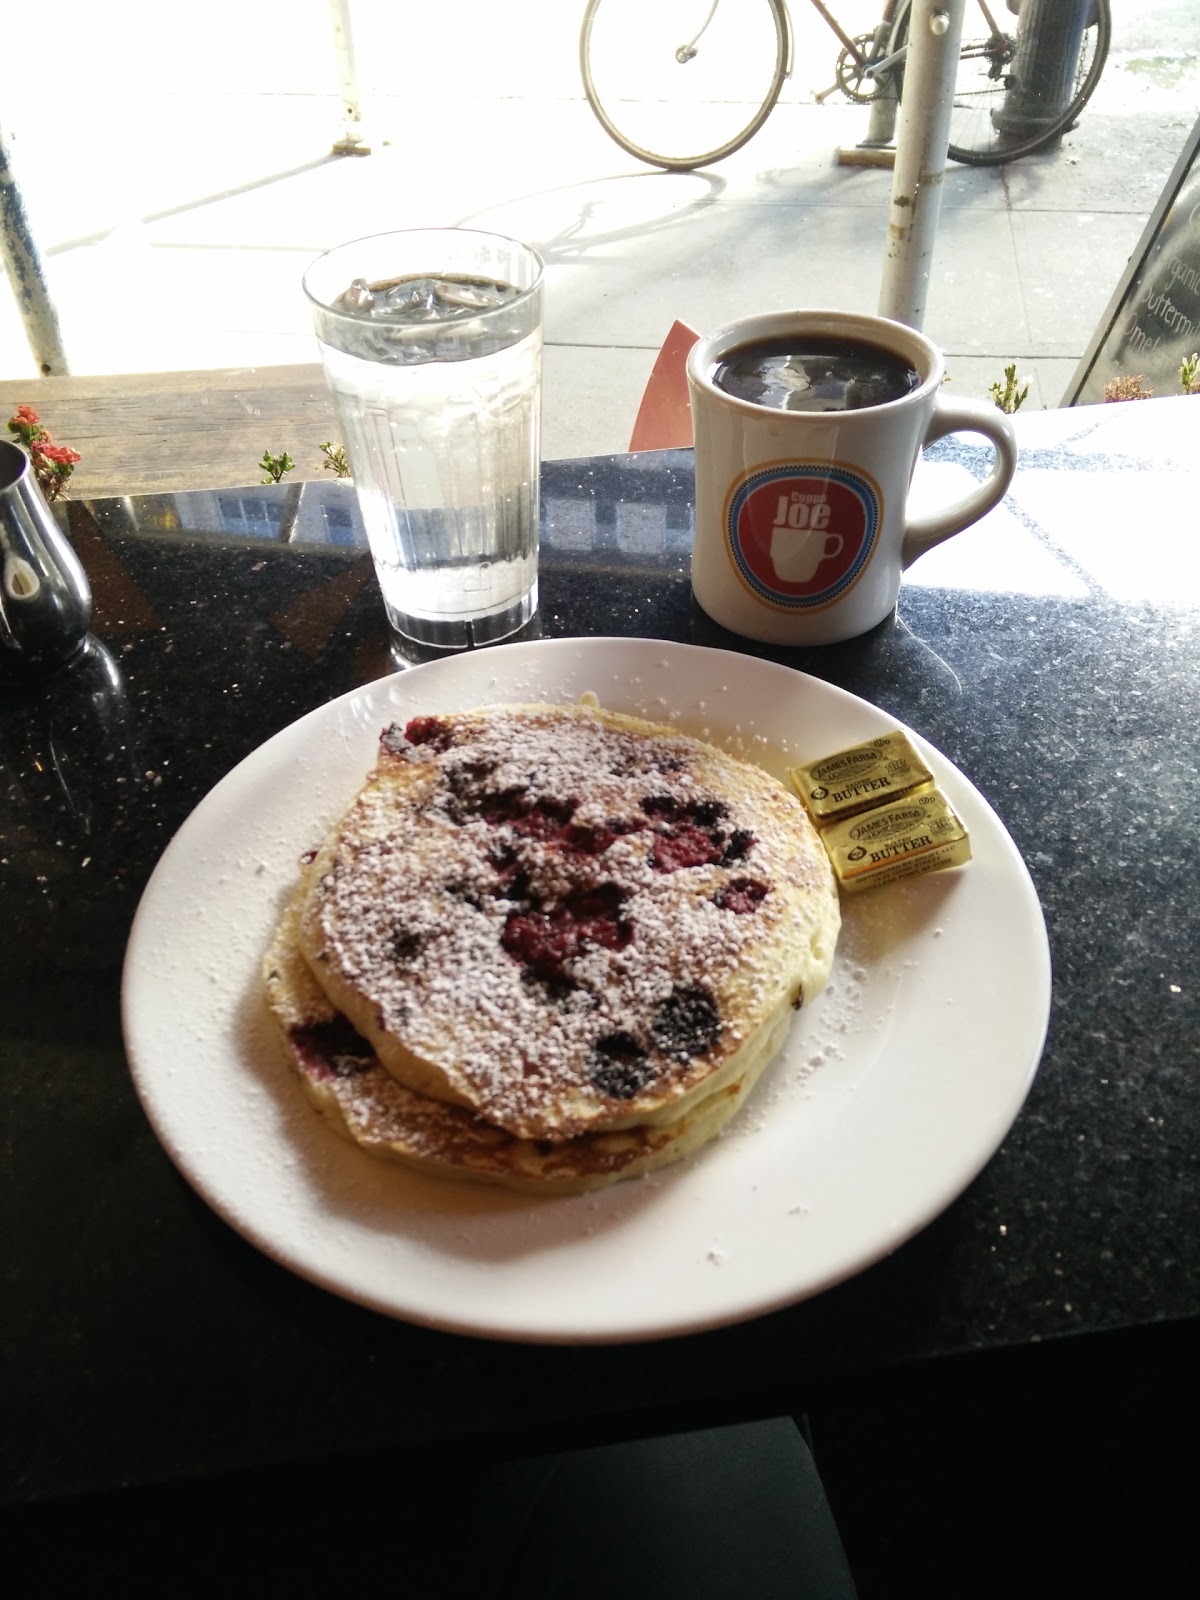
top-left (789, 731), bottom-right (934, 826)
top-left (820, 785), bottom-right (972, 894)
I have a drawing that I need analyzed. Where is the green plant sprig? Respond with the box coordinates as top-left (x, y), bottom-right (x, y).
top-left (989, 363), bottom-right (1030, 415)
top-left (319, 441), bottom-right (351, 478)
top-left (259, 449), bottom-right (295, 484)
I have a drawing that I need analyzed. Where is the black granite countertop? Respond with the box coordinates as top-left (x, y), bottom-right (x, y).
top-left (3, 398), bottom-right (1197, 1503)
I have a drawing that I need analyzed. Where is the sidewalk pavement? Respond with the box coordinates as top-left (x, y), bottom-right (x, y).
top-left (1, 0), bottom-right (1197, 462)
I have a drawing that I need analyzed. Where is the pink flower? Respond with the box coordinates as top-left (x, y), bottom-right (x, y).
top-left (33, 442), bottom-right (81, 466)
top-left (7, 406), bottom-right (82, 499)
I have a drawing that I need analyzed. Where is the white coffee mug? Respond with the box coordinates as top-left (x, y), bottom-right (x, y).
top-left (687, 309), bottom-right (1018, 645)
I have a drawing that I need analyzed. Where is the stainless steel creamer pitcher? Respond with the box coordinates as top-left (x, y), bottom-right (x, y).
top-left (0, 438), bottom-right (91, 670)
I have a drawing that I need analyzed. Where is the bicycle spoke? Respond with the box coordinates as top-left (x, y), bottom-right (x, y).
top-left (581, 0), bottom-right (789, 170)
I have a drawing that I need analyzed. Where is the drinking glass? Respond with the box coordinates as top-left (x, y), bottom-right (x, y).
top-left (304, 229), bottom-right (544, 649)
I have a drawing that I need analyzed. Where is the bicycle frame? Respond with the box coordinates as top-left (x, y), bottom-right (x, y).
top-left (677, 0), bottom-right (797, 76)
top-left (811, 0), bottom-right (901, 67)
top-left (675, 1), bottom-right (721, 62)
top-left (580, 0), bottom-right (1110, 171)
top-left (676, 0), bottom-right (912, 97)
top-left (811, 0), bottom-right (1011, 103)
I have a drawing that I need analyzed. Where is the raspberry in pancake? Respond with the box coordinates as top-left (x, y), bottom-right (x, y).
top-left (264, 874), bottom-right (792, 1193)
top-left (293, 700), bottom-right (839, 1146)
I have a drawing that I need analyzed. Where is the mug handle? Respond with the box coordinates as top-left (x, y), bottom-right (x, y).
top-left (901, 394), bottom-right (1018, 570)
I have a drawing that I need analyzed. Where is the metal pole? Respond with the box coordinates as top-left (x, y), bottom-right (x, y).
top-left (996, 0), bottom-right (1091, 143)
top-left (877, 0), bottom-right (966, 330)
top-left (327, 0), bottom-right (372, 155)
top-left (0, 125), bottom-right (69, 376)
top-left (861, 20), bottom-right (902, 150)
top-left (835, 20), bottom-right (902, 164)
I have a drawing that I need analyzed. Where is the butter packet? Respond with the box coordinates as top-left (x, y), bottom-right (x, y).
top-left (790, 729), bottom-right (971, 894)
top-left (789, 730), bottom-right (934, 827)
top-left (819, 784), bottom-right (972, 894)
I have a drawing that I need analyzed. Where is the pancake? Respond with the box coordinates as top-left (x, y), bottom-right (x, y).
top-left (293, 699), bottom-right (840, 1145)
top-left (263, 874), bottom-right (791, 1193)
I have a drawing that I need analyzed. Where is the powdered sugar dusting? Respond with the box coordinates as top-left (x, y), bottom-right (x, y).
top-left (310, 705), bottom-right (838, 1140)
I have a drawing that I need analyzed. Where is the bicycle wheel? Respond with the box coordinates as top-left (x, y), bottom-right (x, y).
top-left (580, 0), bottom-right (790, 172)
top-left (892, 0), bottom-right (1110, 167)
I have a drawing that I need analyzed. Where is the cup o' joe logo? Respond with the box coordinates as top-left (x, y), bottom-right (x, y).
top-left (724, 463), bottom-right (881, 612)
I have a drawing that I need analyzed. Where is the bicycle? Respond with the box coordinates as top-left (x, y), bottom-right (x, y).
top-left (579, 0), bottom-right (1111, 171)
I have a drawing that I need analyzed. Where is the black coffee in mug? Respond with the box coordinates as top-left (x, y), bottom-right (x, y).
top-left (712, 334), bottom-right (922, 414)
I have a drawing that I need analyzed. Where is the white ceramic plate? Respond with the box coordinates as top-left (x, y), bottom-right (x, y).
top-left (122, 638), bottom-right (1050, 1344)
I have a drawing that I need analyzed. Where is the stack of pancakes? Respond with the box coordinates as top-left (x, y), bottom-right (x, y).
top-left (262, 700), bottom-right (840, 1192)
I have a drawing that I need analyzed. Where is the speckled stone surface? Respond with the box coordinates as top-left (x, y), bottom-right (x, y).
top-left (3, 397), bottom-right (1197, 1502)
